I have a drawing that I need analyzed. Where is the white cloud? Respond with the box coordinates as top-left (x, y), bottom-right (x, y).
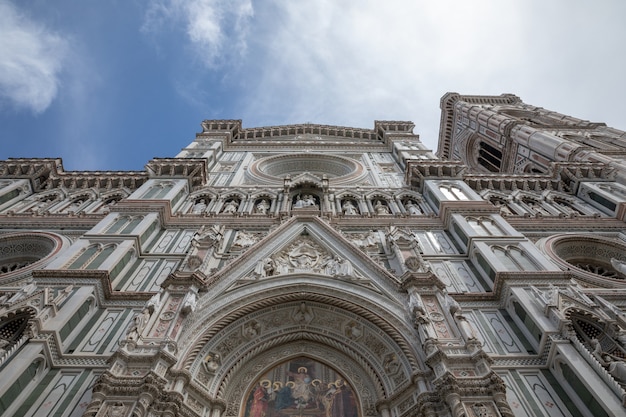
top-left (0, 0), bottom-right (70, 113)
top-left (142, 0), bottom-right (254, 67)
top-left (141, 0), bottom-right (626, 152)
top-left (236, 0), bottom-right (626, 150)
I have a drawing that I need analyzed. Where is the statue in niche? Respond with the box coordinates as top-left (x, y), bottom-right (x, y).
top-left (522, 198), bottom-right (550, 216)
top-left (374, 200), bottom-right (390, 214)
top-left (191, 198), bottom-right (207, 214)
top-left (253, 257), bottom-right (275, 278)
top-left (590, 338), bottom-right (626, 383)
top-left (63, 199), bottom-right (84, 214)
top-left (30, 198), bottom-right (55, 214)
top-left (222, 199), bottom-right (239, 214)
top-left (404, 200), bottom-right (422, 215)
top-left (100, 198), bottom-right (118, 214)
top-left (490, 196), bottom-right (513, 215)
top-left (203, 352), bottom-right (221, 373)
top-left (293, 194), bottom-right (317, 209)
top-left (342, 200), bottom-right (359, 215)
top-left (254, 199), bottom-right (270, 214)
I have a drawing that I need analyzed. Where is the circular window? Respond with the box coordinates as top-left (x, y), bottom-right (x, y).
top-left (541, 234), bottom-right (626, 283)
top-left (0, 233), bottom-right (65, 277)
top-left (248, 154), bottom-right (365, 185)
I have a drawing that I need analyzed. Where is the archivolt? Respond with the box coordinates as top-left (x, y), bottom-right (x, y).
top-left (180, 284), bottom-right (420, 372)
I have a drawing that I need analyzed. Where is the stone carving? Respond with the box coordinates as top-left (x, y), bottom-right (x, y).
top-left (203, 352), bottom-right (221, 374)
top-left (342, 200), bottom-right (359, 215)
top-left (344, 321), bottom-right (362, 339)
top-left (254, 199), bottom-right (270, 214)
top-left (610, 258), bottom-right (626, 276)
top-left (106, 402), bottom-right (126, 417)
top-left (404, 256), bottom-right (425, 273)
top-left (383, 353), bottom-right (400, 374)
top-left (62, 199), bottom-right (85, 214)
top-left (288, 240), bottom-right (321, 268)
top-left (7, 279), bottom-right (37, 303)
top-left (293, 302), bottom-right (313, 324)
top-left (146, 290), bottom-right (162, 314)
top-left (191, 198), bottom-right (207, 214)
top-left (374, 200), bottom-right (390, 214)
top-left (590, 338), bottom-right (626, 383)
top-left (222, 199), bottom-right (239, 214)
top-left (127, 308), bottom-right (151, 341)
top-left (233, 231), bottom-right (259, 249)
top-left (0, 338), bottom-right (10, 357)
top-left (243, 320), bottom-right (261, 339)
top-left (349, 231), bottom-right (378, 249)
top-left (182, 292), bottom-right (197, 315)
top-left (253, 257), bottom-right (275, 278)
top-left (293, 194), bottom-right (317, 209)
top-left (192, 225), bottom-right (223, 248)
top-left (403, 200), bottom-right (422, 215)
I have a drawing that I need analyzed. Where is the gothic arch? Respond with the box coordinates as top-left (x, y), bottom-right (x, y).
top-left (176, 277), bottom-right (422, 415)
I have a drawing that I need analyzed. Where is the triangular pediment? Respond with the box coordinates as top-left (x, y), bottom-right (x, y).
top-left (203, 216), bottom-right (401, 298)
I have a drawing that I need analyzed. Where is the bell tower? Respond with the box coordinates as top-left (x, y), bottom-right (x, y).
top-left (438, 92), bottom-right (626, 180)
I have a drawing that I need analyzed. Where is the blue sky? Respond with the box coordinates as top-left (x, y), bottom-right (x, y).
top-left (1, 0), bottom-right (625, 171)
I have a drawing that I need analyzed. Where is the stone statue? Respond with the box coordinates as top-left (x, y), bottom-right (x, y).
top-left (374, 200), bottom-right (390, 214)
top-left (293, 194), bottom-right (316, 209)
top-left (222, 200), bottom-right (239, 214)
top-left (342, 200), bottom-right (359, 215)
top-left (191, 198), bottom-right (207, 214)
top-left (255, 199), bottom-right (270, 214)
top-left (404, 200), bottom-right (422, 215)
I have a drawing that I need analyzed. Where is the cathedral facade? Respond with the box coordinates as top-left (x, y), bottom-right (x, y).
top-left (1, 93), bottom-right (626, 417)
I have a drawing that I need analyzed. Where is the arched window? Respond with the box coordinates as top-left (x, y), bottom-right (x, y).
top-left (68, 243), bottom-right (119, 270)
top-left (142, 182), bottom-right (174, 199)
top-left (439, 185), bottom-right (468, 201)
top-left (478, 142), bottom-right (502, 172)
top-left (467, 217), bottom-right (503, 236)
top-left (492, 246), bottom-right (538, 271)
